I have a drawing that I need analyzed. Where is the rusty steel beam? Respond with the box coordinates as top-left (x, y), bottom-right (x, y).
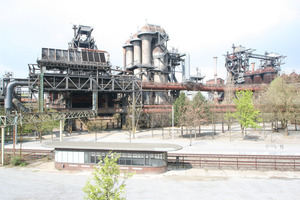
top-left (141, 82), bottom-right (263, 92)
top-left (143, 108), bottom-right (172, 113)
top-left (143, 105), bottom-right (173, 108)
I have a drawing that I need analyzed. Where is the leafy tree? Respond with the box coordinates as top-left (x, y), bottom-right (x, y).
top-left (83, 152), bottom-right (132, 200)
top-left (263, 77), bottom-right (300, 136)
top-left (232, 90), bottom-right (262, 139)
top-left (173, 92), bottom-right (188, 126)
top-left (22, 109), bottom-right (59, 141)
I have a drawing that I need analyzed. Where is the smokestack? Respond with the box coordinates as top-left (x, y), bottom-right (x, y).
top-left (213, 57), bottom-right (217, 84)
top-left (213, 57), bottom-right (218, 104)
top-left (73, 25), bottom-right (77, 37)
top-left (251, 62), bottom-right (255, 72)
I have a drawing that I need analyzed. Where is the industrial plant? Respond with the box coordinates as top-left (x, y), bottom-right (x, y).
top-left (0, 24), bottom-right (291, 131)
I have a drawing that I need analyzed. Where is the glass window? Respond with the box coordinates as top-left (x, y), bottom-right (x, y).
top-left (78, 152), bottom-right (84, 164)
top-left (67, 151), bottom-right (73, 163)
top-left (84, 152), bottom-right (90, 163)
top-left (62, 151), bottom-right (68, 162)
top-left (90, 152), bottom-right (97, 164)
top-left (73, 152), bottom-right (79, 163)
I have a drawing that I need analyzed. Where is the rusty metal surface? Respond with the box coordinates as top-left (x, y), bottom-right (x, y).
top-left (141, 82), bottom-right (264, 92)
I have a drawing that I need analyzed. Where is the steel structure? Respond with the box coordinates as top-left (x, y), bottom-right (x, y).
top-left (27, 25), bottom-right (142, 125)
top-left (0, 110), bottom-right (97, 127)
top-left (123, 24), bottom-right (187, 104)
top-left (225, 44), bottom-right (286, 84)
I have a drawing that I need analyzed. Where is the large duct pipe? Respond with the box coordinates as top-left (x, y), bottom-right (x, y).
top-left (4, 81), bottom-right (28, 114)
top-left (12, 98), bottom-right (30, 113)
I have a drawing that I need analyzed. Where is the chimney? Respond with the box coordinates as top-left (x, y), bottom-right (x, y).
top-left (213, 57), bottom-right (217, 84)
top-left (251, 62), bottom-right (255, 72)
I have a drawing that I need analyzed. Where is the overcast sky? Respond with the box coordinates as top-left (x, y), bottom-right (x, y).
top-left (1, 0), bottom-right (299, 81)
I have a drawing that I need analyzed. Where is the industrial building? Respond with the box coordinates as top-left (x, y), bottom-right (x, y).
top-left (43, 141), bottom-right (182, 173)
top-left (225, 44), bottom-right (286, 84)
top-left (0, 24), bottom-right (289, 131)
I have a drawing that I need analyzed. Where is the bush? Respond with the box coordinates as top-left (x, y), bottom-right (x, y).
top-left (10, 156), bottom-right (27, 166)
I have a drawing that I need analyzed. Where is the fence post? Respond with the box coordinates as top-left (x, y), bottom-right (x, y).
top-left (294, 159), bottom-right (296, 171)
top-left (255, 158), bottom-right (257, 170)
top-left (199, 157), bottom-right (201, 168)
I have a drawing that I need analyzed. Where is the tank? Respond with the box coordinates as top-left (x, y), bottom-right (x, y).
top-left (262, 67), bottom-right (277, 84)
top-left (243, 71), bottom-right (253, 84)
top-left (253, 69), bottom-right (263, 84)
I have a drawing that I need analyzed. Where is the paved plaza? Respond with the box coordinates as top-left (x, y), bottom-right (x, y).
top-left (2, 123), bottom-right (300, 199)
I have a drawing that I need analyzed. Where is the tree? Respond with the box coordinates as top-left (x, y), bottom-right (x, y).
top-left (191, 92), bottom-right (210, 137)
top-left (83, 152), bottom-right (132, 200)
top-left (173, 92), bottom-right (188, 126)
top-left (224, 111), bottom-right (235, 141)
top-left (232, 90), bottom-right (262, 139)
top-left (22, 109), bottom-right (59, 142)
top-left (263, 77), bottom-right (300, 136)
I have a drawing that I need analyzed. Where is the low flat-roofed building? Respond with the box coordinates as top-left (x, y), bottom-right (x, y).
top-left (43, 141), bottom-right (182, 174)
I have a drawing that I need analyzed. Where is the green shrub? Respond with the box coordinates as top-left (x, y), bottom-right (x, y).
top-left (10, 156), bottom-right (27, 166)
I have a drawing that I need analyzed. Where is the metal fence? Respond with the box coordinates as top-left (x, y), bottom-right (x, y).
top-left (3, 149), bottom-right (54, 164)
top-left (168, 153), bottom-right (300, 171)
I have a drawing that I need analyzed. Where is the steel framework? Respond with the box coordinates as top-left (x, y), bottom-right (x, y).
top-left (225, 44), bottom-right (286, 84)
top-left (0, 109), bottom-right (97, 127)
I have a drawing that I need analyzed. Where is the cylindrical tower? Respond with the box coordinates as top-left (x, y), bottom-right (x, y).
top-left (139, 34), bottom-right (152, 66)
top-left (122, 39), bottom-right (133, 69)
top-left (130, 33), bottom-right (142, 65)
top-left (130, 34), bottom-right (142, 76)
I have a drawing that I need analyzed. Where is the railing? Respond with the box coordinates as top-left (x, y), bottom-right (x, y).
top-left (168, 153), bottom-right (300, 171)
top-left (3, 148), bottom-right (54, 163)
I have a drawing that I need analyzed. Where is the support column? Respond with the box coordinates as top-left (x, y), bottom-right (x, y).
top-left (131, 91), bottom-right (135, 141)
top-left (1, 127), bottom-right (5, 166)
top-left (92, 91), bottom-right (98, 111)
top-left (172, 106), bottom-right (174, 139)
top-left (60, 119), bottom-right (63, 142)
top-left (39, 68), bottom-right (45, 112)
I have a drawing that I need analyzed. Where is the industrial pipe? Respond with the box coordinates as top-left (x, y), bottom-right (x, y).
top-left (12, 98), bottom-right (30, 113)
top-left (4, 81), bottom-right (28, 114)
top-left (141, 82), bottom-right (263, 92)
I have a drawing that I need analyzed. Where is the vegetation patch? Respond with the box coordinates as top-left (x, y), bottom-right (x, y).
top-left (10, 156), bottom-right (27, 166)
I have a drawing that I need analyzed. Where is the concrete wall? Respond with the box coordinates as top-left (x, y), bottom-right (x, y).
top-left (55, 162), bottom-right (167, 174)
